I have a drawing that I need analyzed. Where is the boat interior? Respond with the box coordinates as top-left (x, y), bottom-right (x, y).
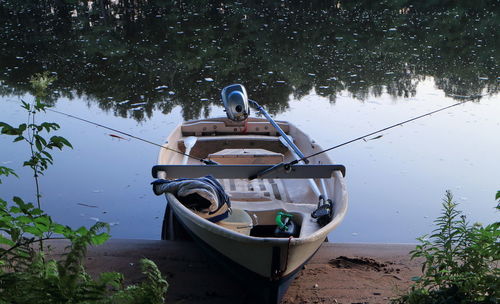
top-left (159, 117), bottom-right (341, 239)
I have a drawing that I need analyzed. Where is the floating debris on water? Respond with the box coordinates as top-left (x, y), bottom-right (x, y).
top-left (363, 135), bottom-right (383, 141)
top-left (155, 85), bottom-right (168, 90)
top-left (77, 203), bottom-right (98, 208)
top-left (108, 134), bottom-right (130, 141)
top-left (130, 102), bottom-right (147, 107)
top-left (204, 77), bottom-right (214, 82)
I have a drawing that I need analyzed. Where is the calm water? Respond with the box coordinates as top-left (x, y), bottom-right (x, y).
top-left (1, 1), bottom-right (499, 243)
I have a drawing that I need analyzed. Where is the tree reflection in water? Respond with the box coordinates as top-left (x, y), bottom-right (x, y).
top-left (0, 0), bottom-right (498, 121)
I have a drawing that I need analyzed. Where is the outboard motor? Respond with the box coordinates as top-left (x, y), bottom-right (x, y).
top-left (221, 84), bottom-right (250, 121)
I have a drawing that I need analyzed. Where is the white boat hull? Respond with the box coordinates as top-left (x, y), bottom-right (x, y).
top-left (155, 117), bottom-right (348, 303)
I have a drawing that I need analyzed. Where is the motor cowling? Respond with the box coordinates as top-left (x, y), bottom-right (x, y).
top-left (221, 84), bottom-right (250, 121)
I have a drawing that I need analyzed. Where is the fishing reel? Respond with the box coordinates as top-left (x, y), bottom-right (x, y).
top-left (221, 84), bottom-right (250, 121)
top-left (274, 211), bottom-right (297, 237)
top-left (311, 195), bottom-right (334, 227)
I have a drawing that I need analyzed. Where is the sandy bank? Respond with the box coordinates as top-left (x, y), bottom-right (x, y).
top-left (48, 239), bottom-right (421, 303)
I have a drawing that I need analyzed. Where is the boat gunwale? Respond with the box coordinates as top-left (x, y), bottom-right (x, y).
top-left (164, 169), bottom-right (347, 246)
top-left (158, 117), bottom-right (349, 245)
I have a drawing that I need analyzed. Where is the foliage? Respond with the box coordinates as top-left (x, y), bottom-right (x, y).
top-left (0, 167), bottom-right (17, 184)
top-left (0, 74), bottom-right (168, 303)
top-left (0, 199), bottom-right (168, 303)
top-left (392, 191), bottom-right (499, 304)
top-left (496, 190), bottom-right (500, 210)
top-left (0, 72), bottom-right (71, 211)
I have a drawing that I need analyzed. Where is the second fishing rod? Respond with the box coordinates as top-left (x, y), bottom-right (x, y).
top-left (47, 108), bottom-right (217, 165)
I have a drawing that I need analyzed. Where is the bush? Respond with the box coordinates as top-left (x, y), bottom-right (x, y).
top-left (392, 191), bottom-right (499, 304)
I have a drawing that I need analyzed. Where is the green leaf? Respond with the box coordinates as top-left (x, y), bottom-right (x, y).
top-left (10, 227), bottom-right (21, 242)
top-left (35, 138), bottom-right (43, 152)
top-left (34, 100), bottom-right (48, 112)
top-left (12, 196), bottom-right (26, 208)
top-left (21, 100), bottom-right (30, 111)
top-left (16, 216), bottom-right (32, 224)
top-left (41, 122), bottom-right (60, 132)
top-left (59, 137), bottom-right (72, 148)
top-left (99, 271), bottom-right (123, 288)
top-left (34, 216), bottom-right (51, 227)
top-left (49, 136), bottom-right (72, 149)
top-left (9, 206), bottom-right (22, 214)
top-left (76, 226), bottom-right (88, 235)
top-left (23, 160), bottom-right (36, 167)
top-left (41, 151), bottom-right (53, 161)
top-left (0, 122), bottom-right (20, 136)
top-left (496, 191), bottom-right (500, 201)
top-left (23, 226), bottom-right (42, 237)
top-left (34, 223), bottom-right (49, 233)
top-left (91, 233), bottom-right (110, 245)
top-left (53, 224), bottom-right (69, 234)
top-left (0, 167), bottom-right (18, 181)
top-left (30, 208), bottom-right (43, 216)
top-left (0, 234), bottom-right (15, 246)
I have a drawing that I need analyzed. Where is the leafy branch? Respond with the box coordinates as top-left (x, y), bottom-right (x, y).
top-left (0, 73), bottom-right (167, 303)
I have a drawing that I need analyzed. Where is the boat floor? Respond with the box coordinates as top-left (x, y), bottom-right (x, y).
top-left (220, 178), bottom-right (289, 202)
top-left (219, 178), bottom-right (320, 238)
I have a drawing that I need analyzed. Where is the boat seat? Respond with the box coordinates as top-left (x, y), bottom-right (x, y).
top-left (181, 120), bottom-right (289, 136)
top-left (208, 148), bottom-right (284, 165)
top-left (177, 135), bottom-right (288, 156)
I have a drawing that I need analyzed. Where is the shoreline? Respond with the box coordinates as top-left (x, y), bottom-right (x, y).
top-left (49, 239), bottom-right (421, 303)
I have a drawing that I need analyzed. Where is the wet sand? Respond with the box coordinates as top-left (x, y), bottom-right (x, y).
top-left (48, 239), bottom-right (421, 304)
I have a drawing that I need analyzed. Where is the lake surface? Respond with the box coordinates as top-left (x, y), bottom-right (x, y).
top-left (1, 1), bottom-right (499, 243)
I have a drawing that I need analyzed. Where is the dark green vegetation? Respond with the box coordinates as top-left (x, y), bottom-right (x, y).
top-left (0, 0), bottom-right (498, 121)
top-left (392, 191), bottom-right (499, 304)
top-left (0, 74), bottom-right (168, 303)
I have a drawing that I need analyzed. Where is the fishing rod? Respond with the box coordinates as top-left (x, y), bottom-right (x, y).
top-left (47, 108), bottom-right (217, 165)
top-left (287, 99), bottom-right (472, 166)
top-left (219, 84), bottom-right (481, 180)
